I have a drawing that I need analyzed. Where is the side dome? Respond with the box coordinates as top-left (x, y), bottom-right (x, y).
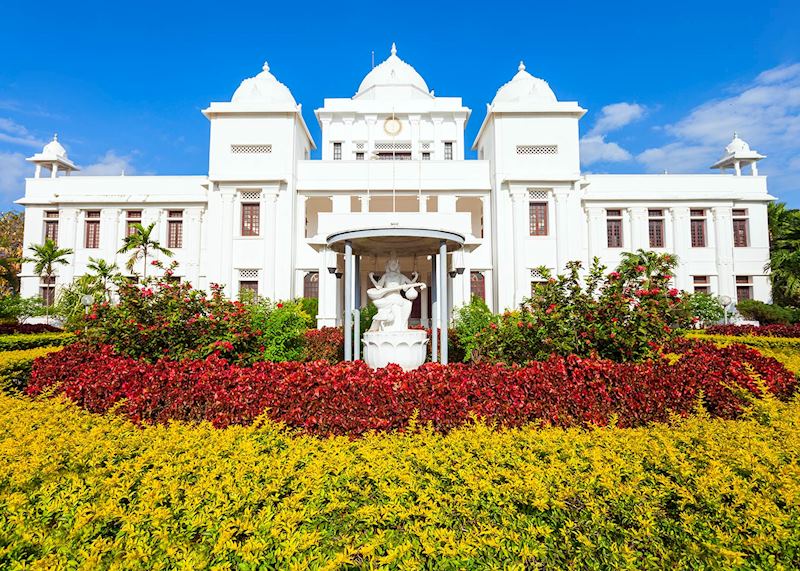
top-left (231, 62), bottom-right (297, 106)
top-left (725, 132), bottom-right (751, 155)
top-left (492, 61), bottom-right (557, 105)
top-left (42, 134), bottom-right (68, 158)
top-left (355, 43), bottom-right (431, 99)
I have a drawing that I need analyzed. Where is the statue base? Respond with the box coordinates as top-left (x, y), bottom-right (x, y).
top-left (362, 330), bottom-right (429, 371)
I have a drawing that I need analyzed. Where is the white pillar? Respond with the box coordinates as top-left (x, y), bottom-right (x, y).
top-left (671, 207), bottom-right (691, 292)
top-left (553, 189), bottom-right (570, 270)
top-left (431, 255), bottom-right (438, 362)
top-left (344, 241), bottom-right (353, 361)
top-left (510, 190), bottom-right (528, 306)
top-left (630, 207), bottom-right (648, 252)
top-left (713, 206), bottom-right (735, 300)
top-left (220, 188), bottom-right (236, 296)
top-left (439, 240), bottom-right (449, 364)
top-left (263, 192), bottom-right (279, 299)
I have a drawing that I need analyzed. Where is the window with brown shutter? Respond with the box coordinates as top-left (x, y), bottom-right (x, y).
top-left (167, 210), bottom-right (183, 248)
top-left (470, 271), bottom-right (486, 301)
top-left (40, 276), bottom-right (56, 307)
top-left (303, 272), bottom-right (319, 299)
top-left (126, 210), bottom-right (142, 237)
top-left (736, 275), bottom-right (753, 301)
top-left (693, 275), bottom-right (710, 294)
top-left (690, 209), bottom-right (706, 247)
top-left (648, 209), bottom-right (664, 248)
top-left (333, 142), bottom-right (342, 160)
top-left (732, 209), bottom-right (749, 247)
top-left (606, 209), bottom-right (623, 248)
top-left (529, 202), bottom-right (548, 236)
top-left (241, 204), bottom-right (260, 236)
top-left (239, 281), bottom-right (259, 298)
top-left (43, 210), bottom-right (59, 243)
top-left (84, 211), bottom-right (100, 248)
top-left (444, 142), bottom-right (453, 160)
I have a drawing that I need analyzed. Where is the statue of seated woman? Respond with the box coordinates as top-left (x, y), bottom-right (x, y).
top-left (366, 252), bottom-right (426, 332)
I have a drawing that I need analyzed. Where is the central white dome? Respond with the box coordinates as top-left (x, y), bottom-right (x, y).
top-left (492, 61), bottom-right (557, 105)
top-left (355, 43), bottom-right (431, 99)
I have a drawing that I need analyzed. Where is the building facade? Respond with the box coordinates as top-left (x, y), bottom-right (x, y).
top-left (18, 44), bottom-right (773, 325)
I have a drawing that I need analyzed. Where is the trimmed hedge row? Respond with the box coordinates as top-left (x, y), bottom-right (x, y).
top-left (706, 324), bottom-right (800, 338)
top-left (0, 332), bottom-right (73, 352)
top-left (27, 340), bottom-right (797, 435)
top-left (0, 323), bottom-right (62, 335)
top-left (2, 393), bottom-right (800, 568)
top-left (0, 347), bottom-right (64, 392)
top-left (688, 332), bottom-right (800, 374)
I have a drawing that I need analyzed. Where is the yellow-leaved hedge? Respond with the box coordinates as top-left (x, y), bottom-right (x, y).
top-left (688, 332), bottom-right (800, 374)
top-left (1, 392), bottom-right (799, 569)
top-left (0, 346), bottom-right (63, 392)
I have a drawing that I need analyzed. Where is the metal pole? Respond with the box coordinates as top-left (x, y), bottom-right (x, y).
top-left (344, 240), bottom-right (352, 361)
top-left (431, 254), bottom-right (438, 362)
top-left (354, 255), bottom-right (361, 360)
top-left (440, 240), bottom-right (449, 365)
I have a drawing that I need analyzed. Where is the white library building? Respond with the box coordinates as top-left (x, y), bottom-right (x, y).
top-left (18, 44), bottom-right (773, 327)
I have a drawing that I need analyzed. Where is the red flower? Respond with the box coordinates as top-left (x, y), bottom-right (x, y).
top-left (490, 323), bottom-right (498, 330)
top-left (668, 288), bottom-right (679, 297)
top-left (609, 271), bottom-right (621, 280)
top-left (277, 303), bottom-right (284, 309)
top-left (517, 321), bottom-right (524, 328)
top-left (636, 265), bottom-right (646, 273)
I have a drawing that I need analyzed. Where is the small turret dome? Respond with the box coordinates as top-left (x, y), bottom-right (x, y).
top-left (354, 43), bottom-right (431, 99)
top-left (725, 132), bottom-right (751, 155)
top-left (492, 61), bottom-right (557, 105)
top-left (42, 134), bottom-right (68, 158)
top-left (231, 62), bottom-right (297, 106)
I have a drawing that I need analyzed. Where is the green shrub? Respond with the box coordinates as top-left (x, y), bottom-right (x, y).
top-left (736, 299), bottom-right (800, 324)
top-left (359, 301), bottom-right (377, 333)
top-left (250, 300), bottom-right (312, 362)
top-left (453, 296), bottom-right (496, 361)
top-left (0, 332), bottom-right (73, 351)
top-left (686, 291), bottom-right (725, 326)
top-left (0, 295), bottom-right (46, 322)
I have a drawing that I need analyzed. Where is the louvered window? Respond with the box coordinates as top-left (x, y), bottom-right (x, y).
top-left (648, 209), bottom-right (665, 248)
top-left (241, 204), bottom-right (260, 237)
top-left (606, 209), bottom-right (623, 248)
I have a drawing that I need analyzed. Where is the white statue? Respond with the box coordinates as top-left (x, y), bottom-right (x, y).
top-left (367, 252), bottom-right (426, 332)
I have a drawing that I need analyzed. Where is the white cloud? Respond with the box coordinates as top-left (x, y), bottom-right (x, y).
top-left (637, 62), bottom-right (800, 183)
top-left (0, 117), bottom-right (43, 148)
top-left (580, 102), bottom-right (645, 166)
top-left (580, 134), bottom-right (632, 164)
top-left (81, 151), bottom-right (136, 176)
top-left (0, 152), bottom-right (28, 202)
top-left (588, 102), bottom-right (646, 136)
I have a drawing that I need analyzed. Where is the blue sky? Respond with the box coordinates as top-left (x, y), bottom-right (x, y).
top-left (1, 0), bottom-right (798, 208)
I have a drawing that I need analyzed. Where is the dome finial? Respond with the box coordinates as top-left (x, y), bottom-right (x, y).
top-left (391, 42), bottom-right (397, 56)
top-left (262, 61), bottom-right (270, 72)
top-left (53, 133), bottom-right (58, 142)
top-left (518, 60), bottom-right (526, 72)
top-left (733, 130), bottom-right (738, 139)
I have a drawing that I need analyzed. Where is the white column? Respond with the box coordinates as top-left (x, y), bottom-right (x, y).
top-left (344, 241), bottom-right (353, 361)
top-left (439, 241), bottom-right (449, 364)
top-left (713, 206), bottom-right (734, 300)
top-left (630, 207), bottom-right (648, 251)
top-left (264, 192), bottom-right (279, 299)
top-left (220, 188), bottom-right (236, 296)
top-left (586, 207), bottom-right (605, 262)
top-left (184, 207), bottom-right (203, 287)
top-left (510, 190), bottom-right (528, 305)
top-left (553, 189), bottom-right (570, 270)
top-left (59, 208), bottom-right (79, 282)
top-left (671, 207), bottom-right (691, 292)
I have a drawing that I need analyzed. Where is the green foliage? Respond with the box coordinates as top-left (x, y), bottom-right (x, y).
top-left (297, 297), bottom-right (318, 324)
top-left (117, 222), bottom-right (172, 279)
top-left (250, 300), bottom-right (312, 362)
top-left (766, 202), bottom-right (800, 305)
top-left (55, 275), bottom-right (106, 329)
top-left (736, 299), bottom-right (800, 324)
top-left (0, 295), bottom-right (46, 322)
top-left (686, 291), bottom-right (725, 326)
top-left (453, 295), bottom-right (497, 361)
top-left (0, 210), bottom-right (24, 294)
top-left (3, 392), bottom-right (800, 568)
top-left (470, 251), bottom-right (692, 363)
top-left (0, 332), bottom-right (73, 351)
top-left (359, 301), bottom-right (377, 333)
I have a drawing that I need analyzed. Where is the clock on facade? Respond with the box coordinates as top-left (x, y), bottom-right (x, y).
top-left (383, 117), bottom-right (402, 136)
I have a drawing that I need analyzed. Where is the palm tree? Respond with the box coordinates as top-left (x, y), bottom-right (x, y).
top-left (87, 257), bottom-right (121, 301)
top-left (23, 238), bottom-right (73, 323)
top-left (766, 202), bottom-right (800, 305)
top-left (117, 222), bottom-right (172, 280)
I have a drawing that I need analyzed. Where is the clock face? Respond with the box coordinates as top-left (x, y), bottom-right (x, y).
top-left (384, 118), bottom-right (402, 136)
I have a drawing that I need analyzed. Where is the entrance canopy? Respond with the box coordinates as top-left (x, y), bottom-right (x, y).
top-left (326, 228), bottom-right (464, 256)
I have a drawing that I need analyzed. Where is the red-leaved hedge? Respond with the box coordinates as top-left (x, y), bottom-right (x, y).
top-left (27, 340), bottom-right (796, 435)
top-left (706, 324), bottom-right (800, 338)
top-left (0, 323), bottom-right (62, 335)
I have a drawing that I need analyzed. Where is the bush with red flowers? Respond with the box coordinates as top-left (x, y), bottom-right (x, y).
top-left (706, 324), bottom-right (800, 338)
top-left (458, 250), bottom-right (693, 364)
top-left (27, 338), bottom-right (796, 435)
top-left (302, 327), bottom-right (344, 363)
